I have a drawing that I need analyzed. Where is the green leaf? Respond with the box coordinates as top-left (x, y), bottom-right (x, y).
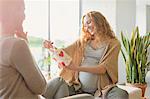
top-left (120, 26), bottom-right (149, 84)
top-left (121, 32), bottom-right (127, 51)
top-left (121, 49), bottom-right (126, 62)
top-left (146, 61), bottom-right (150, 67)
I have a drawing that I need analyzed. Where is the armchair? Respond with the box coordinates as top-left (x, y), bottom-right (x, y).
top-left (145, 46), bottom-right (150, 98)
top-left (145, 71), bottom-right (150, 98)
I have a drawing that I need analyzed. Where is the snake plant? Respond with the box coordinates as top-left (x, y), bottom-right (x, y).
top-left (121, 27), bottom-right (150, 84)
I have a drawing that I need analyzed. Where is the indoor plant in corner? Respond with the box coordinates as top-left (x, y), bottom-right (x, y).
top-left (121, 27), bottom-right (150, 97)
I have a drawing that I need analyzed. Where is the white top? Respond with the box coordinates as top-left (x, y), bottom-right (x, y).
top-left (79, 43), bottom-right (107, 93)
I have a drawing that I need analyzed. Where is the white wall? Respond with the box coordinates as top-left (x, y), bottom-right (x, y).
top-left (50, 0), bottom-right (79, 45)
top-left (116, 0), bottom-right (136, 84)
top-left (136, 0), bottom-right (147, 35)
top-left (146, 5), bottom-right (150, 33)
top-left (81, 0), bottom-right (116, 33)
top-left (147, 0), bottom-right (150, 33)
top-left (116, 0), bottom-right (136, 37)
top-left (148, 0), bottom-right (150, 4)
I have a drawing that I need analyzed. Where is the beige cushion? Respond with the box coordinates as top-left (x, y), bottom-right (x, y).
top-left (117, 85), bottom-right (142, 99)
top-left (145, 71), bottom-right (150, 99)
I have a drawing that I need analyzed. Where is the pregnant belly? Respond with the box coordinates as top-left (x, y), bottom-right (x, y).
top-left (79, 72), bottom-right (98, 93)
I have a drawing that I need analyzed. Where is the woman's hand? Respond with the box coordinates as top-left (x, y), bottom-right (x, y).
top-left (60, 61), bottom-right (78, 71)
top-left (43, 40), bottom-right (54, 49)
top-left (15, 31), bottom-right (28, 42)
top-left (66, 64), bottom-right (78, 71)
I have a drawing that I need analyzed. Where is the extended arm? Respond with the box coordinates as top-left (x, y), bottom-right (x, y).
top-left (66, 62), bottom-right (106, 74)
top-left (76, 65), bottom-right (106, 74)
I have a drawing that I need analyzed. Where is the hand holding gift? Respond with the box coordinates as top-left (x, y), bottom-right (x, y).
top-left (43, 40), bottom-right (55, 52)
top-left (43, 40), bottom-right (72, 68)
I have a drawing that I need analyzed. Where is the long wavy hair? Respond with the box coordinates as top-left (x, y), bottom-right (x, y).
top-left (80, 11), bottom-right (115, 44)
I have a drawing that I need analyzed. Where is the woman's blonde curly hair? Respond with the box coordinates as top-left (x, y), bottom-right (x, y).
top-left (80, 11), bottom-right (115, 43)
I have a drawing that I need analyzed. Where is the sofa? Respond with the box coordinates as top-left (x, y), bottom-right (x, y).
top-left (60, 84), bottom-right (142, 99)
top-left (145, 71), bottom-right (150, 99)
top-left (145, 46), bottom-right (150, 99)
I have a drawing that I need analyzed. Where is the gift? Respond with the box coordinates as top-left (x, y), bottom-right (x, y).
top-left (51, 49), bottom-right (72, 67)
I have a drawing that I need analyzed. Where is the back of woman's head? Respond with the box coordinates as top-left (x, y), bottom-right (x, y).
top-left (0, 0), bottom-right (25, 22)
top-left (0, 0), bottom-right (25, 33)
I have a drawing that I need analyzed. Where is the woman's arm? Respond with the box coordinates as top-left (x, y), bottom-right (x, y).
top-left (65, 63), bottom-right (106, 74)
top-left (77, 65), bottom-right (106, 74)
top-left (10, 40), bottom-right (47, 94)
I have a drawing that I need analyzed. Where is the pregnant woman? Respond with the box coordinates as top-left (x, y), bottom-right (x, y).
top-left (43, 11), bottom-right (128, 99)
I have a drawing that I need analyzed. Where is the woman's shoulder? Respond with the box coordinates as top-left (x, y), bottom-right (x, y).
top-left (13, 38), bottom-right (28, 47)
top-left (14, 38), bottom-right (27, 43)
top-left (109, 38), bottom-right (120, 44)
top-left (107, 38), bottom-right (121, 48)
top-left (0, 36), bottom-right (27, 47)
top-left (4, 37), bottom-right (28, 51)
top-left (1, 36), bottom-right (26, 43)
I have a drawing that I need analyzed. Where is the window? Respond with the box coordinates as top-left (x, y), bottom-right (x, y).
top-left (50, 0), bottom-right (80, 78)
top-left (23, 0), bottom-right (48, 77)
top-left (23, 0), bottom-right (80, 79)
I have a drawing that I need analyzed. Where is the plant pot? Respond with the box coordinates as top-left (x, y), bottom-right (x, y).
top-left (126, 83), bottom-right (147, 97)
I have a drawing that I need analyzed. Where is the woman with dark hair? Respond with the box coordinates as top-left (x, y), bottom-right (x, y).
top-left (43, 11), bottom-right (129, 99)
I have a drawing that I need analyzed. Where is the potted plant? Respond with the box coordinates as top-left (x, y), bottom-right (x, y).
top-left (121, 27), bottom-right (150, 97)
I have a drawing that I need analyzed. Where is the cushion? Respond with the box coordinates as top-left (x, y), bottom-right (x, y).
top-left (117, 85), bottom-right (142, 99)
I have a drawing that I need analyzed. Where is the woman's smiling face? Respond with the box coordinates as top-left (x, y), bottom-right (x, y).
top-left (83, 15), bottom-right (95, 35)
